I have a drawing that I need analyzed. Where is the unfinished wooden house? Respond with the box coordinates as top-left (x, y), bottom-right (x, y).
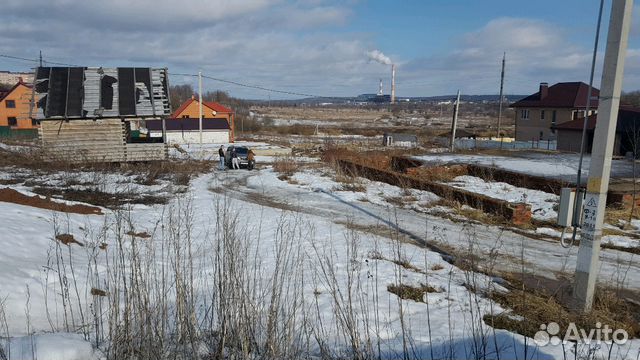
top-left (31, 67), bottom-right (171, 162)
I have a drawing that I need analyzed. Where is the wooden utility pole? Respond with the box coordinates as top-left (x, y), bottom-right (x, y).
top-left (573, 0), bottom-right (633, 312)
top-left (497, 52), bottom-right (505, 140)
top-left (450, 90), bottom-right (461, 151)
top-left (198, 71), bottom-right (203, 145)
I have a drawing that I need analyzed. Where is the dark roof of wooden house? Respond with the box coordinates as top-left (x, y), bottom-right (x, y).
top-left (146, 118), bottom-right (230, 131)
top-left (511, 82), bottom-right (599, 109)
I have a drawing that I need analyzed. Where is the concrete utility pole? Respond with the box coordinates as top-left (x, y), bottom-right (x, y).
top-left (450, 90), bottom-right (461, 151)
top-left (198, 71), bottom-right (203, 145)
top-left (574, 0), bottom-right (633, 312)
top-left (497, 52), bottom-right (506, 139)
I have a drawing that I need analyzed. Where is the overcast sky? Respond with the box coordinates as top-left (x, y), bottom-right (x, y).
top-left (1, 0), bottom-right (639, 99)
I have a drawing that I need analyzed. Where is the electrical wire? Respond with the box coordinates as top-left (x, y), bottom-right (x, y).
top-left (0, 53), bottom-right (85, 67)
top-left (172, 72), bottom-right (328, 98)
top-left (1, 54), bottom-right (328, 97)
top-left (568, 0), bottom-right (605, 247)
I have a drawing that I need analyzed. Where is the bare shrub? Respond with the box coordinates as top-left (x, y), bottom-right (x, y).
top-left (387, 283), bottom-right (440, 302)
top-left (273, 155), bottom-right (299, 179)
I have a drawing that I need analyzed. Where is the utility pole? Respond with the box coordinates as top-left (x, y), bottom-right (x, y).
top-left (450, 90), bottom-right (461, 151)
top-left (573, 0), bottom-right (633, 312)
top-left (39, 50), bottom-right (43, 67)
top-left (198, 71), bottom-right (203, 145)
top-left (497, 52), bottom-right (506, 140)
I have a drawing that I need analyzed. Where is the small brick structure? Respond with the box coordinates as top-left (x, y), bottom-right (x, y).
top-left (337, 159), bottom-right (531, 225)
top-left (613, 193), bottom-right (640, 208)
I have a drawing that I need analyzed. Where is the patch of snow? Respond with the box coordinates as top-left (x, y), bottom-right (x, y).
top-left (602, 235), bottom-right (640, 249)
top-left (534, 227), bottom-right (576, 239)
top-left (448, 175), bottom-right (558, 220)
top-left (4, 333), bottom-right (99, 360)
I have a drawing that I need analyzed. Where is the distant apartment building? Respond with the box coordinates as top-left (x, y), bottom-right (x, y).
top-left (0, 80), bottom-right (36, 132)
top-left (511, 82), bottom-right (599, 142)
top-left (0, 71), bottom-right (33, 85)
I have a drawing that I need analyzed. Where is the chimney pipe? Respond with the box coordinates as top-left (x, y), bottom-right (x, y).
top-left (391, 64), bottom-right (396, 104)
top-left (539, 82), bottom-right (549, 100)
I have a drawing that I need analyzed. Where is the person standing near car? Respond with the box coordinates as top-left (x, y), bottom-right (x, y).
top-left (231, 147), bottom-right (240, 169)
top-left (218, 145), bottom-right (226, 170)
top-left (247, 149), bottom-right (255, 170)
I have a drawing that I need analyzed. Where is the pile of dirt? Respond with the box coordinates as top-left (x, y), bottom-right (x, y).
top-left (55, 233), bottom-right (84, 246)
top-left (0, 187), bottom-right (102, 215)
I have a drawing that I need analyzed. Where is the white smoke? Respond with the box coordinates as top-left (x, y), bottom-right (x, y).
top-left (367, 50), bottom-right (392, 65)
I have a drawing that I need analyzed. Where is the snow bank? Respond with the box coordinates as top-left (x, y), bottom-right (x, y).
top-left (4, 333), bottom-right (99, 360)
top-left (448, 175), bottom-right (558, 221)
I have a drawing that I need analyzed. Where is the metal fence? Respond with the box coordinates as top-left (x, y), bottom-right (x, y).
top-left (436, 137), bottom-right (557, 151)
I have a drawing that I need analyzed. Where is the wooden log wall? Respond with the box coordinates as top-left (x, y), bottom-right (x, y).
top-left (40, 119), bottom-right (167, 163)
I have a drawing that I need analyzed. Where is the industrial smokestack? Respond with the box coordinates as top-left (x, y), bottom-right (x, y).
top-left (391, 64), bottom-right (396, 104)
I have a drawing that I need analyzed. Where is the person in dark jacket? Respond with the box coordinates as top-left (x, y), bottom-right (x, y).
top-left (218, 145), bottom-right (226, 170)
top-left (247, 149), bottom-right (255, 170)
top-left (231, 148), bottom-right (240, 169)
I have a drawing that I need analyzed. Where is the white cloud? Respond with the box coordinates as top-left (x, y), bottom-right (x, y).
top-left (399, 17), bottom-right (613, 96)
top-left (1, 3), bottom-right (639, 98)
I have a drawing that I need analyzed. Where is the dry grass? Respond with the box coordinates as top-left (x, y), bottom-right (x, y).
top-left (273, 155), bottom-right (299, 180)
top-left (333, 172), bottom-right (367, 192)
top-left (55, 233), bottom-right (84, 246)
top-left (485, 274), bottom-right (640, 340)
top-left (406, 164), bottom-right (469, 182)
top-left (429, 198), bottom-right (504, 226)
top-left (391, 258), bottom-right (423, 273)
top-left (31, 186), bottom-right (168, 209)
top-left (605, 204), bottom-right (640, 229)
top-left (387, 283), bottom-right (441, 303)
top-left (0, 145), bottom-right (211, 187)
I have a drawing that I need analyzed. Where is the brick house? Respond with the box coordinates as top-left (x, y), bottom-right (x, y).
top-left (147, 97), bottom-right (235, 144)
top-left (511, 82), bottom-right (599, 142)
top-left (0, 80), bottom-right (36, 132)
top-left (552, 106), bottom-right (640, 155)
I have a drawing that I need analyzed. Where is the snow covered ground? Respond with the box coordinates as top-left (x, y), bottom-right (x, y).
top-left (0, 158), bottom-right (639, 359)
top-left (413, 152), bottom-right (637, 182)
top-left (447, 175), bottom-right (559, 221)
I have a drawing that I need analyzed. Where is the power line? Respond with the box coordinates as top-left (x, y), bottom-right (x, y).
top-left (172, 72), bottom-right (328, 98)
top-left (0, 53), bottom-right (81, 67)
top-left (2, 52), bottom-right (334, 98)
top-left (0, 54), bottom-right (38, 64)
top-left (0, 53), bottom-right (330, 98)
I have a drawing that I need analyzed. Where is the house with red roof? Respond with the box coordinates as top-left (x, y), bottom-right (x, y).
top-left (552, 106), bottom-right (640, 155)
top-left (0, 80), bottom-right (37, 135)
top-left (511, 82), bottom-right (599, 142)
top-left (146, 96), bottom-right (235, 143)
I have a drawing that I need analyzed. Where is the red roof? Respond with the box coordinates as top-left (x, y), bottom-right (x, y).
top-left (552, 106), bottom-right (640, 131)
top-left (203, 101), bottom-right (233, 113)
top-left (0, 80), bottom-right (31, 102)
top-left (170, 98), bottom-right (233, 118)
top-left (511, 82), bottom-right (599, 109)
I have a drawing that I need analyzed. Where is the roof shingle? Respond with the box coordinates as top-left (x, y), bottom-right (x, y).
top-left (170, 98), bottom-right (233, 118)
top-left (511, 82), bottom-right (599, 109)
